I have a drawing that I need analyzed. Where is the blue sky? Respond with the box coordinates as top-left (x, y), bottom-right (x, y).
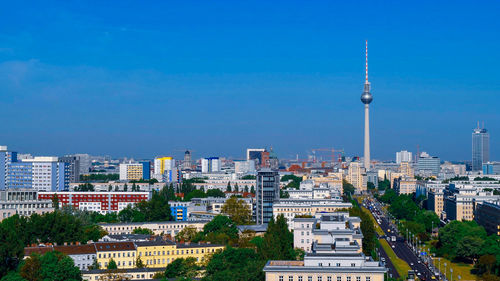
top-left (0, 1), bottom-right (499, 161)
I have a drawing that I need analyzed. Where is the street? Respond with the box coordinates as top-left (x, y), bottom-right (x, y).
top-left (365, 199), bottom-right (437, 281)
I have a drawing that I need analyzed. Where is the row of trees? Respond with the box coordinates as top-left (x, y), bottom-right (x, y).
top-left (0, 211), bottom-right (106, 278)
top-left (349, 199), bottom-right (376, 257)
top-left (79, 174), bottom-right (119, 182)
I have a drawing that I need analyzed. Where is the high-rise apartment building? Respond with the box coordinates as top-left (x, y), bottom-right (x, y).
top-left (201, 157), bottom-right (221, 173)
top-left (396, 150), bottom-right (412, 164)
top-left (154, 157), bottom-right (175, 181)
top-left (0, 146), bottom-right (17, 190)
top-left (472, 125), bottom-right (490, 171)
top-left (347, 161), bottom-right (366, 191)
top-left (256, 168), bottom-right (279, 224)
top-left (58, 156), bottom-right (80, 183)
top-left (119, 163), bottom-right (145, 181)
top-left (399, 161), bottom-right (414, 178)
top-left (483, 162), bottom-right (500, 175)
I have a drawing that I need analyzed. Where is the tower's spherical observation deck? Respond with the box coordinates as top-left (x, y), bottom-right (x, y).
top-left (361, 91), bottom-right (372, 104)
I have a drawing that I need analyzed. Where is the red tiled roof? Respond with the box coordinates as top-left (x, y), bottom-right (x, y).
top-left (54, 244), bottom-right (96, 255)
top-left (94, 242), bottom-right (135, 252)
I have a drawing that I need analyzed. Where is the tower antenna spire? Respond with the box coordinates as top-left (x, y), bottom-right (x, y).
top-left (365, 40), bottom-right (368, 82)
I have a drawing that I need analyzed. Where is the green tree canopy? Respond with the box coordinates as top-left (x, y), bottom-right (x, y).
top-left (221, 197), bottom-right (252, 225)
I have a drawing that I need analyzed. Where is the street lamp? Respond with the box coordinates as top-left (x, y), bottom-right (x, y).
top-left (450, 268), bottom-right (453, 281)
top-left (444, 263), bottom-right (447, 281)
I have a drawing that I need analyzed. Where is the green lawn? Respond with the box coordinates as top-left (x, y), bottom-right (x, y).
top-left (421, 245), bottom-right (476, 281)
top-left (379, 239), bottom-right (412, 278)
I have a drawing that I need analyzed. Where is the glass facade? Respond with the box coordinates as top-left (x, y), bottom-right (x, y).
top-left (256, 169), bottom-right (279, 224)
top-left (472, 128), bottom-right (489, 171)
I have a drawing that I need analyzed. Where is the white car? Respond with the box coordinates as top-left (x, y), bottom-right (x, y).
top-left (417, 273), bottom-right (421, 276)
top-left (410, 263), bottom-right (414, 266)
top-left (391, 245), bottom-right (395, 248)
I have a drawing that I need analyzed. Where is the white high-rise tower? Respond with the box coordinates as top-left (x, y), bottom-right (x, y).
top-left (360, 40), bottom-right (373, 170)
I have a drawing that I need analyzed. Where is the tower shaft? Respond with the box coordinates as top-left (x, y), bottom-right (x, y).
top-left (364, 104), bottom-right (370, 169)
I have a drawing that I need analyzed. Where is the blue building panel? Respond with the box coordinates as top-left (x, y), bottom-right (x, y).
top-left (140, 161), bottom-right (150, 180)
top-left (170, 206), bottom-right (187, 221)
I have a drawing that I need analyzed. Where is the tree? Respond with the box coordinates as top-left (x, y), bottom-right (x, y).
top-left (164, 258), bottom-right (199, 279)
top-left (259, 215), bottom-right (295, 261)
top-left (107, 259), bottom-right (117, 270)
top-left (241, 175), bottom-right (256, 180)
top-left (52, 196), bottom-right (59, 210)
top-left (195, 215), bottom-right (238, 245)
top-left (221, 197), bottom-right (251, 225)
top-left (476, 255), bottom-right (497, 275)
top-left (456, 236), bottom-right (483, 262)
top-left (203, 247), bottom-right (265, 281)
top-left (20, 253), bottom-right (41, 281)
top-left (226, 182), bottom-right (232, 192)
top-left (280, 189), bottom-right (289, 198)
top-left (17, 251), bottom-right (82, 281)
top-left (367, 182), bottom-right (375, 190)
top-left (108, 185), bottom-right (112, 192)
top-left (342, 179), bottom-right (355, 197)
top-left (135, 257), bottom-right (145, 269)
top-left (175, 226), bottom-right (198, 242)
top-left (244, 186), bottom-right (249, 193)
top-left (89, 258), bottom-right (100, 270)
top-left (206, 189), bottom-right (225, 198)
top-left (250, 185), bottom-right (255, 194)
top-left (184, 189), bottom-right (207, 201)
top-left (234, 183), bottom-right (239, 192)
top-left (132, 227), bottom-right (153, 235)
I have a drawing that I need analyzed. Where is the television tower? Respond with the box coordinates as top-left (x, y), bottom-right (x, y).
top-left (360, 40), bottom-right (373, 169)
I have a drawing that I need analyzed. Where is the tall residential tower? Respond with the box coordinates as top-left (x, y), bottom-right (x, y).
top-left (361, 41), bottom-right (373, 169)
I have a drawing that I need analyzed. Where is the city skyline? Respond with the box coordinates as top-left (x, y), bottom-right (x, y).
top-left (0, 1), bottom-right (499, 160)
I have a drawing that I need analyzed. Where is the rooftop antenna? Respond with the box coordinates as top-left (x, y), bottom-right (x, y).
top-left (482, 121), bottom-right (485, 129)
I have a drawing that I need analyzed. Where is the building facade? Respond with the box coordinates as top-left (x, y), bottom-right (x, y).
top-left (256, 169), bottom-right (280, 224)
top-left (472, 126), bottom-right (489, 171)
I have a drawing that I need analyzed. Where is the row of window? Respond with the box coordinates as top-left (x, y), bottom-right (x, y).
top-left (279, 275), bottom-right (370, 281)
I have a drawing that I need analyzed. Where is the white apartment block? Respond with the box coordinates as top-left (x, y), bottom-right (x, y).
top-left (98, 220), bottom-right (209, 237)
top-left (273, 199), bottom-right (352, 230)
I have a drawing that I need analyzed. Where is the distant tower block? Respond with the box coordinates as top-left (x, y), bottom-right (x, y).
top-left (183, 150), bottom-right (192, 170)
top-left (360, 40), bottom-right (373, 169)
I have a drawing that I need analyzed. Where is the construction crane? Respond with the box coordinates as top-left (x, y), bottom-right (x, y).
top-left (311, 148), bottom-right (345, 165)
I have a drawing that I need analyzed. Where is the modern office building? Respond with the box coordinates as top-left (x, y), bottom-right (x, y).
top-left (396, 150), bottom-right (413, 164)
top-left (256, 168), bottom-right (280, 224)
top-left (58, 156), bottom-right (81, 183)
top-left (393, 177), bottom-right (417, 195)
top-left (483, 162), bottom-right (500, 175)
top-left (472, 125), bottom-right (490, 171)
top-left (417, 152), bottom-right (440, 176)
top-left (73, 154), bottom-right (92, 175)
top-left (201, 157), bottom-right (221, 173)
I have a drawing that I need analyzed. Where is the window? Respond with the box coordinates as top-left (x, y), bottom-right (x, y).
top-left (351, 263), bottom-right (355, 267)
top-left (347, 277), bottom-right (351, 281)
top-left (336, 263), bottom-right (340, 267)
top-left (308, 277), bottom-right (313, 281)
top-left (366, 277), bottom-right (371, 281)
top-left (356, 277), bottom-right (361, 281)
top-left (279, 276), bottom-right (284, 281)
top-left (328, 277), bottom-right (332, 281)
top-left (289, 276), bottom-right (294, 281)
top-left (299, 277), bottom-right (303, 281)
top-left (318, 277), bottom-right (322, 281)
top-left (337, 277), bottom-right (342, 281)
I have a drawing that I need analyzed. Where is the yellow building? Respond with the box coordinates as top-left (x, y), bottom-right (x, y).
top-left (347, 162), bottom-right (366, 191)
top-left (135, 240), bottom-right (224, 268)
top-left (95, 242), bottom-right (136, 269)
top-left (154, 157), bottom-right (174, 175)
top-left (119, 163), bottom-right (144, 181)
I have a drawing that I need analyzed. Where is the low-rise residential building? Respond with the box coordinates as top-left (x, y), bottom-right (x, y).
top-left (98, 220), bottom-right (208, 236)
top-left (82, 267), bottom-right (165, 280)
top-left (24, 244), bottom-right (97, 272)
top-left (95, 242), bottom-right (137, 269)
